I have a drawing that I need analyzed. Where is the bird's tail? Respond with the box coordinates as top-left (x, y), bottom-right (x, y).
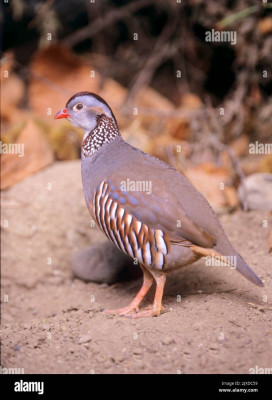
top-left (214, 232), bottom-right (263, 286)
top-left (235, 253), bottom-right (263, 286)
top-left (191, 244), bottom-right (263, 287)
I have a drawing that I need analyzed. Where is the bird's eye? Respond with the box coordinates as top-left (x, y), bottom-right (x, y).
top-left (74, 103), bottom-right (84, 111)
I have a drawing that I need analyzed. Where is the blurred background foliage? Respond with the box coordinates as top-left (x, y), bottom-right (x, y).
top-left (1, 0), bottom-right (272, 214)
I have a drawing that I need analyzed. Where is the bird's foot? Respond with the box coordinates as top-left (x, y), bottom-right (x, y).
top-left (104, 304), bottom-right (139, 317)
top-left (131, 305), bottom-right (166, 319)
top-left (105, 304), bottom-right (166, 318)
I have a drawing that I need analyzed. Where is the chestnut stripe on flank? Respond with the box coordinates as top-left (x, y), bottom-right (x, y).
top-left (92, 180), bottom-right (171, 271)
top-left (104, 197), bottom-right (117, 245)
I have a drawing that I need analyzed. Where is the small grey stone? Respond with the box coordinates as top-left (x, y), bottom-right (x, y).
top-left (238, 173), bottom-right (272, 211)
top-left (70, 241), bottom-right (141, 284)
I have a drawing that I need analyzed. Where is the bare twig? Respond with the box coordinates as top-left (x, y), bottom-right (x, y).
top-left (217, 3), bottom-right (272, 28)
top-left (63, 0), bottom-right (155, 48)
top-left (28, 0), bottom-right (56, 28)
top-left (125, 16), bottom-right (179, 103)
top-left (125, 40), bottom-right (184, 108)
top-left (205, 99), bottom-right (248, 211)
top-left (209, 137), bottom-right (248, 211)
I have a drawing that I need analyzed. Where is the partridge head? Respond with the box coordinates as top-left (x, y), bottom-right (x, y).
top-left (55, 92), bottom-right (263, 318)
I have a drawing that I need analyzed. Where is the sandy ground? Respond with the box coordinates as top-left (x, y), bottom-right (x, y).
top-left (1, 160), bottom-right (271, 374)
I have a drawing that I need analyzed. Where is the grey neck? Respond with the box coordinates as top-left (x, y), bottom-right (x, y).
top-left (81, 114), bottom-right (121, 158)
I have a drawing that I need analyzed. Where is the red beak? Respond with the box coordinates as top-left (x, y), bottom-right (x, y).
top-left (54, 108), bottom-right (71, 119)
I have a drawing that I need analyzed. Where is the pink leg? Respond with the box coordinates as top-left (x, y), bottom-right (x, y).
top-left (132, 270), bottom-right (166, 318)
top-left (105, 264), bottom-right (154, 316)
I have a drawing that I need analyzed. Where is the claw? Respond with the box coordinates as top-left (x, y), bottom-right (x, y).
top-left (104, 305), bottom-right (139, 316)
top-left (132, 305), bottom-right (166, 318)
top-left (105, 304), bottom-right (166, 318)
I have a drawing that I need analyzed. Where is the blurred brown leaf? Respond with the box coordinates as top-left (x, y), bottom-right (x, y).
top-left (180, 93), bottom-right (203, 109)
top-left (241, 154), bottom-right (272, 176)
top-left (1, 72), bottom-right (24, 110)
top-left (122, 120), bottom-right (152, 154)
top-left (151, 136), bottom-right (190, 165)
top-left (258, 154), bottom-right (272, 173)
top-left (166, 93), bottom-right (203, 140)
top-left (230, 135), bottom-right (249, 158)
top-left (224, 186), bottom-right (239, 209)
top-left (1, 120), bottom-right (54, 190)
top-left (28, 45), bottom-right (101, 117)
top-left (186, 162), bottom-right (234, 213)
top-left (1, 52), bottom-right (25, 132)
top-left (135, 87), bottom-right (175, 131)
top-left (258, 17), bottom-right (272, 35)
top-left (241, 155), bottom-right (263, 176)
top-left (99, 78), bottom-right (128, 128)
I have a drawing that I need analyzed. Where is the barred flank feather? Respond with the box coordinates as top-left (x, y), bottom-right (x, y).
top-left (93, 181), bottom-right (170, 270)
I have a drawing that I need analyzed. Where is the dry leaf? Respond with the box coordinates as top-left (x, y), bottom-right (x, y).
top-left (258, 154), bottom-right (272, 173)
top-left (186, 162), bottom-right (232, 213)
top-left (28, 45), bottom-right (177, 136)
top-left (28, 45), bottom-right (101, 116)
top-left (1, 52), bottom-right (25, 130)
top-left (1, 120), bottom-right (54, 190)
top-left (167, 117), bottom-right (191, 140)
top-left (258, 17), bottom-right (272, 35)
top-left (241, 155), bottom-right (264, 176)
top-left (1, 73), bottom-right (24, 110)
top-left (0, 52), bottom-right (14, 84)
top-left (135, 87), bottom-right (175, 131)
top-left (230, 135), bottom-right (249, 158)
top-left (100, 78), bottom-right (128, 128)
top-left (151, 135), bottom-right (190, 165)
top-left (180, 93), bottom-right (203, 109)
top-left (224, 186), bottom-right (239, 209)
top-left (122, 119), bottom-right (152, 154)
top-left (166, 93), bottom-right (203, 140)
